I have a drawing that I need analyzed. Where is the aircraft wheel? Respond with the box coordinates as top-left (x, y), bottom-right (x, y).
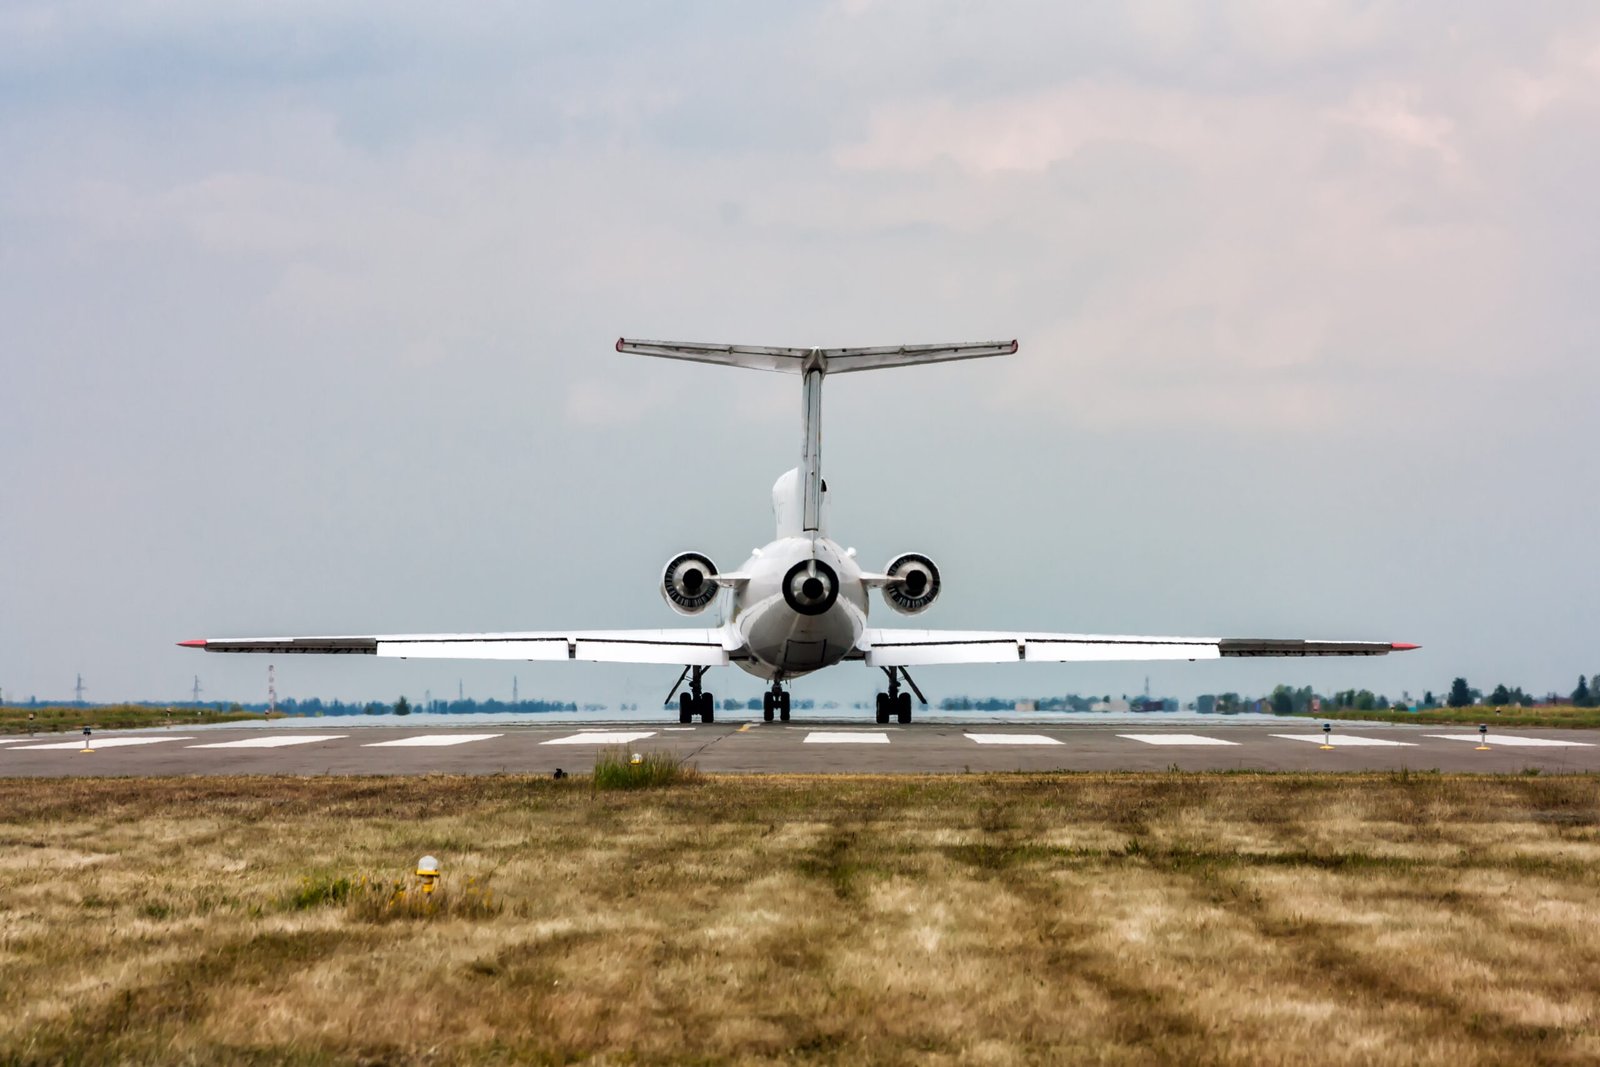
top-left (875, 693), bottom-right (889, 725)
top-left (700, 694), bottom-right (715, 723)
top-left (762, 692), bottom-right (775, 722)
top-left (779, 692), bottom-right (791, 722)
top-left (679, 693), bottom-right (693, 725)
top-left (896, 692), bottom-right (912, 724)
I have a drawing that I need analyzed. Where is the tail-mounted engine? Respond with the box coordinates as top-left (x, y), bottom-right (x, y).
top-left (882, 552), bottom-right (941, 614)
top-left (661, 552), bottom-right (719, 615)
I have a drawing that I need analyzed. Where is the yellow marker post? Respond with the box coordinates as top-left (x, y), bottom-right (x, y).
top-left (1320, 722), bottom-right (1334, 750)
top-left (1476, 723), bottom-right (1490, 751)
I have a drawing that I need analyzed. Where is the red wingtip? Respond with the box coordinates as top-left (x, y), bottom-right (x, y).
top-left (615, 337), bottom-right (625, 352)
top-left (177, 639), bottom-right (207, 649)
top-left (1008, 339), bottom-right (1019, 353)
top-left (1390, 642), bottom-right (1420, 652)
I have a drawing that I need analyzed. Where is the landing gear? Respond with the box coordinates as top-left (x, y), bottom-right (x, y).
top-left (668, 666), bottom-right (715, 723)
top-left (763, 684), bottom-right (791, 722)
top-left (875, 667), bottom-right (924, 724)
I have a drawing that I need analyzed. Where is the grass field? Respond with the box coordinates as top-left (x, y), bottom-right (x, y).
top-left (0, 704), bottom-right (268, 734)
top-left (1291, 705), bottom-right (1600, 728)
top-left (2, 771), bottom-right (1598, 1064)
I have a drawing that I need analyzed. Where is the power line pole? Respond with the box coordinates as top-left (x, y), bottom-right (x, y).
top-left (192, 675), bottom-right (203, 704)
top-left (267, 664), bottom-right (278, 717)
top-left (513, 676), bottom-right (518, 704)
top-left (74, 674), bottom-right (86, 705)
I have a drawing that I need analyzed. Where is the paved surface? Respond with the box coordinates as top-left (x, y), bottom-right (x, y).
top-left (2, 721), bottom-right (1597, 777)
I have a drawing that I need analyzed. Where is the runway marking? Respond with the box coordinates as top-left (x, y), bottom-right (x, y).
top-left (1119, 733), bottom-right (1239, 747)
top-left (1425, 733), bottom-right (1593, 748)
top-left (805, 731), bottom-right (890, 744)
top-left (188, 735), bottom-right (348, 749)
top-left (1270, 733), bottom-right (1416, 748)
top-left (964, 733), bottom-right (1063, 746)
top-left (540, 731), bottom-right (657, 746)
top-left (11, 736), bottom-right (196, 751)
top-left (664, 727), bottom-right (697, 732)
top-left (362, 734), bottom-right (502, 748)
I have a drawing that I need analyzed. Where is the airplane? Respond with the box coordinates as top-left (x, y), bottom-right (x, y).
top-left (182, 338), bottom-right (1417, 724)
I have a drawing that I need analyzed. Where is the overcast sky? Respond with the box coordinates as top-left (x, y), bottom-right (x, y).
top-left (2, 2), bottom-right (1596, 708)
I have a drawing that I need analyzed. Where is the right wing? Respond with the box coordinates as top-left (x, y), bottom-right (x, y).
top-left (859, 629), bottom-right (1417, 667)
top-left (180, 628), bottom-right (734, 666)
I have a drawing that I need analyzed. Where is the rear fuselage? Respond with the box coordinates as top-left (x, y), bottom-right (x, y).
top-left (726, 534), bottom-right (868, 682)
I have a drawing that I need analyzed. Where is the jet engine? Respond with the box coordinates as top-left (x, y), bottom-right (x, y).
top-left (881, 552), bottom-right (941, 614)
top-left (661, 552), bottom-right (719, 614)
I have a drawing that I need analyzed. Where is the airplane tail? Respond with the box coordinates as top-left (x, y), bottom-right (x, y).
top-left (616, 337), bottom-right (1018, 535)
top-left (615, 338), bottom-right (1017, 375)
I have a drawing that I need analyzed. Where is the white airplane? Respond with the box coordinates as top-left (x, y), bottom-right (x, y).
top-left (182, 338), bottom-right (1417, 724)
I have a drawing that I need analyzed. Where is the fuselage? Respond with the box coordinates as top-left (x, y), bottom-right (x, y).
top-left (727, 534), bottom-right (868, 681)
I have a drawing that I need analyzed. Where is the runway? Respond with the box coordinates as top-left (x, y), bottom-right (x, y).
top-left (2, 720), bottom-right (1597, 776)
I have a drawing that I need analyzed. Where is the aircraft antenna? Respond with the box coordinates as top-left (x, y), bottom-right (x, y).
top-left (75, 673), bottom-right (86, 705)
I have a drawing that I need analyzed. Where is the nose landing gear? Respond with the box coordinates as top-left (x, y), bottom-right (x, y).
top-left (875, 666), bottom-right (926, 725)
top-left (666, 665), bottom-right (716, 724)
top-left (762, 682), bottom-right (791, 722)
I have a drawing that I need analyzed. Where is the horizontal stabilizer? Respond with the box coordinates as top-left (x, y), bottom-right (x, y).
top-left (616, 338), bottom-right (1017, 375)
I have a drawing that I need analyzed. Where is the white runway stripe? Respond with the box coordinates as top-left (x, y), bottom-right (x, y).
top-left (188, 735), bottom-right (347, 749)
top-left (1425, 733), bottom-right (1593, 748)
top-left (540, 731), bottom-right (657, 746)
top-left (964, 733), bottom-right (1063, 746)
top-left (805, 731), bottom-right (890, 744)
top-left (362, 734), bottom-right (503, 748)
top-left (1119, 734), bottom-right (1239, 747)
top-left (1270, 733), bottom-right (1416, 748)
top-left (11, 736), bottom-right (196, 751)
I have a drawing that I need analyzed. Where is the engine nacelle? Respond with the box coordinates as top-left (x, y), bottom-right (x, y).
top-left (881, 552), bottom-right (941, 614)
top-left (661, 552), bottom-right (720, 615)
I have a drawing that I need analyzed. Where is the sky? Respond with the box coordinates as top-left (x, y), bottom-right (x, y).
top-left (2, 1), bottom-right (1597, 708)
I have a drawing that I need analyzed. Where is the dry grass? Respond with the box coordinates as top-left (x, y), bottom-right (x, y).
top-left (1, 772), bottom-right (1597, 1065)
top-left (1292, 705), bottom-right (1600, 728)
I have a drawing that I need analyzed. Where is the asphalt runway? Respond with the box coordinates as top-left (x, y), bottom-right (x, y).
top-left (1, 720), bottom-right (1597, 777)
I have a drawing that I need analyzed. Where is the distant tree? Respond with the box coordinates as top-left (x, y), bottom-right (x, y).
top-left (1488, 684), bottom-right (1511, 706)
top-left (394, 696), bottom-right (411, 716)
top-left (1422, 690), bottom-right (1436, 708)
top-left (1391, 697), bottom-right (1409, 710)
top-left (1270, 686), bottom-right (1294, 714)
top-left (1447, 678), bottom-right (1472, 708)
top-left (1355, 690), bottom-right (1376, 711)
top-left (1572, 676), bottom-right (1592, 708)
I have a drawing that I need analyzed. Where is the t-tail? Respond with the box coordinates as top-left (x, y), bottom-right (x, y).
top-left (616, 338), bottom-right (1018, 534)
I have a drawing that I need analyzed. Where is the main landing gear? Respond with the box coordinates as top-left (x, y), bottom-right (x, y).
top-left (762, 683), bottom-right (791, 723)
top-left (875, 666), bottom-right (927, 725)
top-left (667, 665), bottom-right (715, 724)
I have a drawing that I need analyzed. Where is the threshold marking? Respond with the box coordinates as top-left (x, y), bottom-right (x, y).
top-left (964, 733), bottom-right (1063, 746)
top-left (1119, 733), bottom-right (1239, 747)
top-left (1425, 734), bottom-right (1593, 748)
top-left (362, 734), bottom-right (502, 748)
top-left (189, 735), bottom-right (348, 749)
top-left (540, 731), bottom-right (657, 746)
top-left (1270, 733), bottom-right (1416, 748)
top-left (12, 736), bottom-right (196, 751)
top-left (805, 731), bottom-right (890, 744)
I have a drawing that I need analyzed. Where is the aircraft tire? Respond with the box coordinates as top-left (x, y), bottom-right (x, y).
top-left (701, 694), bottom-right (715, 723)
top-left (762, 692), bottom-right (774, 722)
top-left (679, 693), bottom-right (693, 724)
top-left (896, 692), bottom-right (912, 724)
top-left (875, 693), bottom-right (889, 725)
top-left (779, 692), bottom-right (791, 722)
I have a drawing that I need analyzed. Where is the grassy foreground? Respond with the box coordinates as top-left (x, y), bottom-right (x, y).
top-left (2, 772), bottom-right (1598, 1065)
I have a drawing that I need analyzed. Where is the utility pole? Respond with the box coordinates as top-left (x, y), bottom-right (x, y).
top-left (74, 674), bottom-right (86, 705)
top-left (267, 664), bottom-right (278, 717)
top-left (513, 676), bottom-right (519, 704)
top-left (192, 675), bottom-right (203, 704)
top-left (458, 679), bottom-right (463, 702)
top-left (424, 689), bottom-right (432, 712)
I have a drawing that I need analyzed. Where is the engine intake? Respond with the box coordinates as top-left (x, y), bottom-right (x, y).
top-left (662, 552), bottom-right (719, 614)
top-left (882, 552), bottom-right (940, 614)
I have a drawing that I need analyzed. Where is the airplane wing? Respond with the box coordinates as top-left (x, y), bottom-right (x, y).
top-left (858, 629), bottom-right (1417, 667)
top-left (179, 629), bottom-right (733, 666)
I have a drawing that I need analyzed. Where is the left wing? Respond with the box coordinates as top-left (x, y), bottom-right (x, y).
top-left (180, 629), bottom-right (734, 666)
top-left (858, 629), bottom-right (1417, 667)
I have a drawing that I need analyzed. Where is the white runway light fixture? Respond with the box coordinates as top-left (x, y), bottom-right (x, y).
top-left (416, 855), bottom-right (440, 895)
top-left (1477, 723), bottom-right (1490, 750)
top-left (80, 726), bottom-right (93, 754)
top-left (1321, 722), bottom-right (1333, 750)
